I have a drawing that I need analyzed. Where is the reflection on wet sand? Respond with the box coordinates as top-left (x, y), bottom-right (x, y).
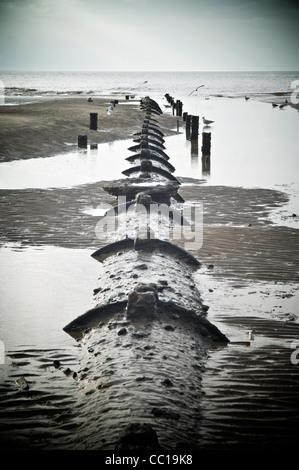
top-left (201, 132), bottom-right (211, 176)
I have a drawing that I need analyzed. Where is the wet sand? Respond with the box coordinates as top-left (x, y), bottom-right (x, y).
top-left (1, 181), bottom-right (298, 282)
top-left (0, 97), bottom-right (179, 162)
top-left (0, 96), bottom-right (299, 452)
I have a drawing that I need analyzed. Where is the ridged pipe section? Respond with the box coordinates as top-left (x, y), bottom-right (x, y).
top-left (64, 96), bottom-right (229, 451)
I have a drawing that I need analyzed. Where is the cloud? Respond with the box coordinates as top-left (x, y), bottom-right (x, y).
top-left (0, 0), bottom-right (298, 70)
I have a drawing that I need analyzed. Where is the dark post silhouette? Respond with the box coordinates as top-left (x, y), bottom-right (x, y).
top-left (78, 135), bottom-right (87, 148)
top-left (90, 113), bottom-right (98, 130)
top-left (202, 132), bottom-right (211, 174)
top-left (191, 115), bottom-right (199, 140)
top-left (185, 114), bottom-right (191, 139)
top-left (202, 132), bottom-right (211, 155)
top-left (176, 100), bottom-right (183, 117)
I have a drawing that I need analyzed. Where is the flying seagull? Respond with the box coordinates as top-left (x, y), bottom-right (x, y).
top-left (202, 116), bottom-right (214, 126)
top-left (189, 84), bottom-right (204, 96)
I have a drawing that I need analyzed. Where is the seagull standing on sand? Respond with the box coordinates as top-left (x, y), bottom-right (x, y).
top-left (189, 84), bottom-right (204, 96)
top-left (202, 116), bottom-right (214, 126)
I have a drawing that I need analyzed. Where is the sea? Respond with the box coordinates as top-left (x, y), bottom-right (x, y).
top-left (0, 70), bottom-right (298, 105)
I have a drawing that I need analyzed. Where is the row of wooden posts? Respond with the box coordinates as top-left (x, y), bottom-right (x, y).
top-left (78, 95), bottom-right (211, 157)
top-left (165, 93), bottom-right (211, 156)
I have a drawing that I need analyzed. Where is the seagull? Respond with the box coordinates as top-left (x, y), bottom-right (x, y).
top-left (202, 116), bottom-right (214, 126)
top-left (189, 84), bottom-right (204, 96)
top-left (272, 103), bottom-right (278, 107)
top-left (245, 95), bottom-right (250, 100)
top-left (107, 101), bottom-right (115, 115)
top-left (279, 104), bottom-right (285, 109)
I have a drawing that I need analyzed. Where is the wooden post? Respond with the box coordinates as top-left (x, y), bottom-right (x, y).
top-left (183, 112), bottom-right (188, 122)
top-left (202, 132), bottom-right (211, 174)
top-left (176, 100), bottom-right (183, 117)
top-left (185, 114), bottom-right (191, 139)
top-left (90, 113), bottom-right (98, 130)
top-left (78, 135), bottom-right (87, 148)
top-left (202, 132), bottom-right (211, 155)
top-left (191, 115), bottom-right (199, 140)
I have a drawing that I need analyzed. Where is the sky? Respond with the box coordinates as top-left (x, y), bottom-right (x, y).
top-left (0, 0), bottom-right (298, 71)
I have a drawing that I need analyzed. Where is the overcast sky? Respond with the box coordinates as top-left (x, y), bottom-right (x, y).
top-left (0, 0), bottom-right (298, 71)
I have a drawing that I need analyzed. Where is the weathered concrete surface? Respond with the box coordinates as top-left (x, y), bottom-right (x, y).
top-left (64, 236), bottom-right (223, 340)
top-left (126, 151), bottom-right (176, 173)
top-left (134, 129), bottom-right (166, 143)
top-left (128, 142), bottom-right (170, 160)
top-left (70, 301), bottom-right (227, 450)
top-left (103, 178), bottom-right (184, 203)
top-left (133, 135), bottom-right (166, 148)
top-left (122, 162), bottom-right (180, 183)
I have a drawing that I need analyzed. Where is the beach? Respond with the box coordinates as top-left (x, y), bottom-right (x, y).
top-left (0, 94), bottom-right (299, 451)
top-left (0, 97), bottom-right (179, 162)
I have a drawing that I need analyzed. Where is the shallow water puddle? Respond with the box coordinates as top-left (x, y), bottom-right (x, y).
top-left (0, 139), bottom-right (130, 189)
top-left (0, 98), bottom-right (298, 191)
top-left (167, 98), bottom-right (299, 187)
top-left (0, 244), bottom-right (99, 352)
top-left (195, 270), bottom-right (299, 346)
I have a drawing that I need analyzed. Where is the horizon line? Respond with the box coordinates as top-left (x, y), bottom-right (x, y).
top-left (1, 69), bottom-right (299, 74)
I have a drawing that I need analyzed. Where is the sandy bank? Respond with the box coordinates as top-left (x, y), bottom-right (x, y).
top-left (0, 97), bottom-right (180, 163)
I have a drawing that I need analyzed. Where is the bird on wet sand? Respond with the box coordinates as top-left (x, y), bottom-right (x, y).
top-left (202, 116), bottom-right (214, 126)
